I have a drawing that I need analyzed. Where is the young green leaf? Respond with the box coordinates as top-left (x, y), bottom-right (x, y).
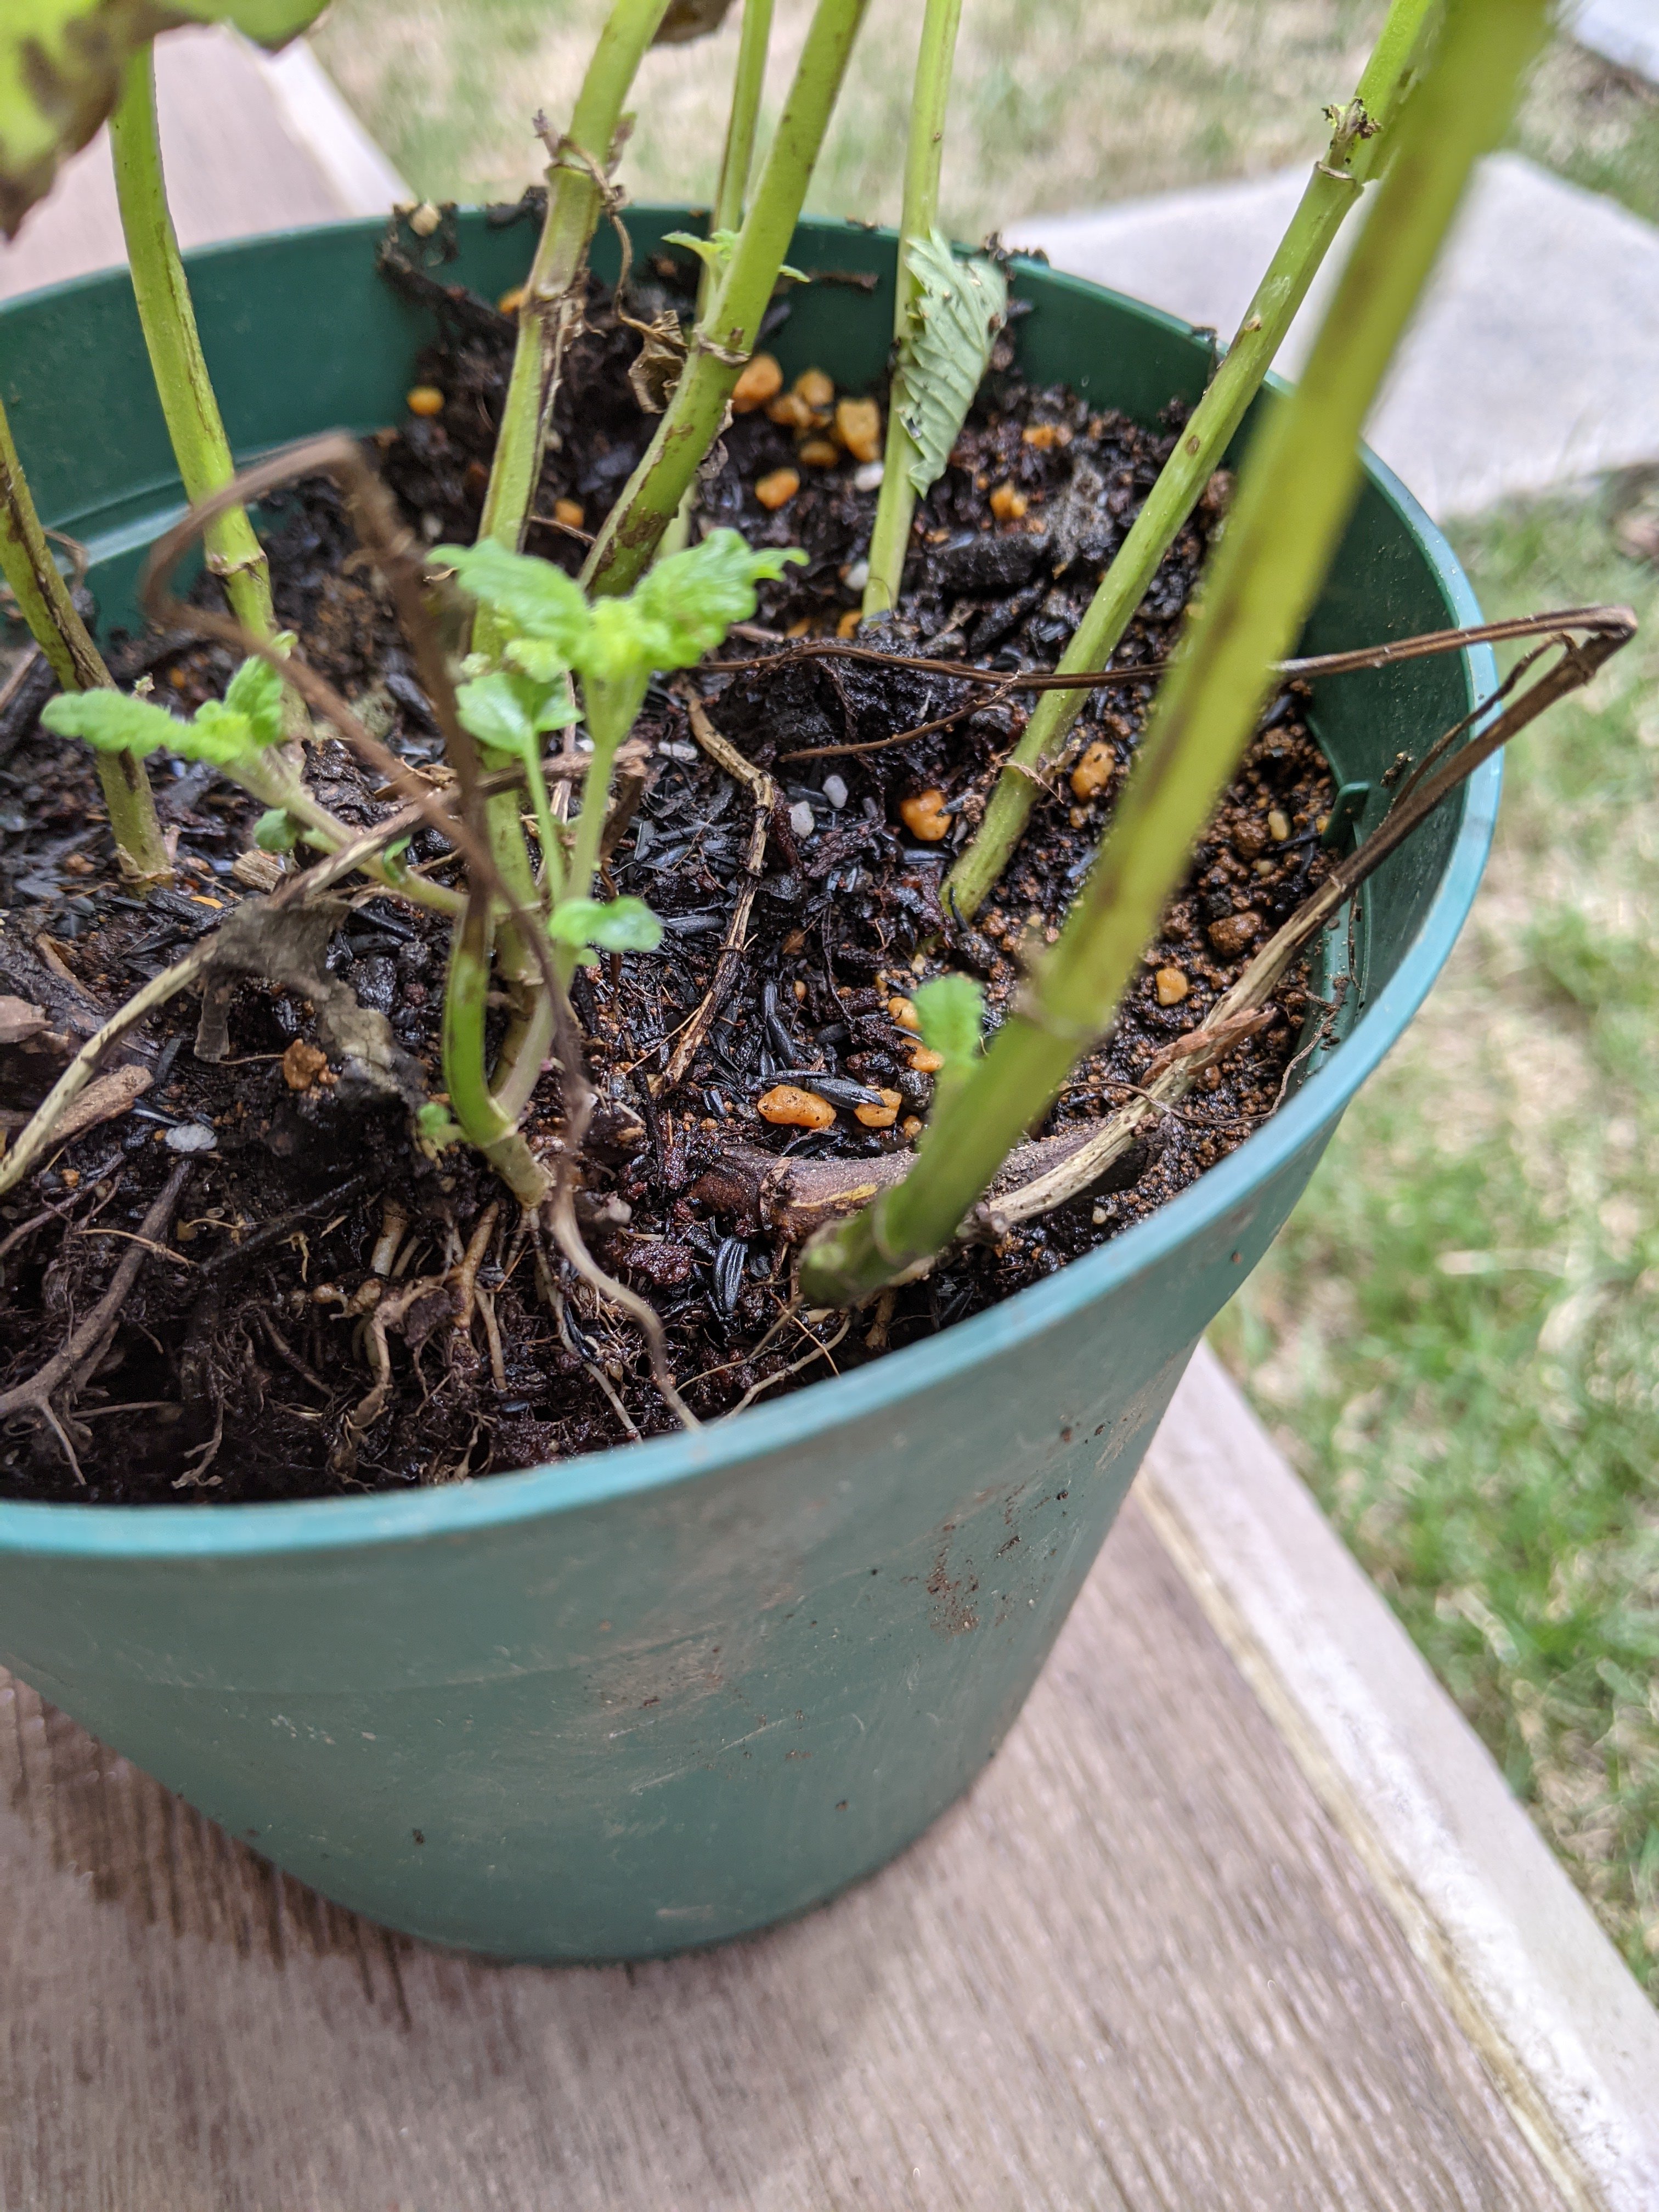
top-left (253, 806), bottom-right (300, 853)
top-left (222, 650), bottom-right (286, 747)
top-left (594, 529), bottom-right (804, 680)
top-left (40, 685), bottom-right (189, 760)
top-left (414, 1099), bottom-right (464, 1152)
top-left (454, 667), bottom-right (578, 760)
top-left (43, 667), bottom-right (288, 772)
top-left (914, 973), bottom-right (984, 1067)
top-left (663, 229), bottom-right (806, 285)
top-left (1, 1), bottom-right (326, 238)
top-left (438, 528), bottom-right (802, 690)
top-left (435, 540), bottom-right (589, 662)
top-left (894, 231), bottom-right (1007, 498)
top-left (547, 895), bottom-right (664, 954)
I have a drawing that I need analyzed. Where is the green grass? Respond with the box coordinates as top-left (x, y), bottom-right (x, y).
top-left (313, 0), bottom-right (1385, 234)
top-left (313, 2), bottom-right (1659, 241)
top-left (1511, 38), bottom-right (1659, 229)
top-left (1213, 488), bottom-right (1659, 1992)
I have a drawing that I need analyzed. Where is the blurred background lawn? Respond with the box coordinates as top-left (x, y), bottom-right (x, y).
top-left (313, 0), bottom-right (1659, 1989)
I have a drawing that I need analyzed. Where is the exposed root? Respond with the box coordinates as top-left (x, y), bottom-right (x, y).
top-left (452, 1201), bottom-right (500, 1331)
top-left (329, 1273), bottom-right (455, 1477)
top-left (545, 1181), bottom-right (700, 1430)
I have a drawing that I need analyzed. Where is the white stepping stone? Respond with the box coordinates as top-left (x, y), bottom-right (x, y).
top-left (1015, 153), bottom-right (1659, 518)
top-left (1571, 0), bottom-right (1659, 84)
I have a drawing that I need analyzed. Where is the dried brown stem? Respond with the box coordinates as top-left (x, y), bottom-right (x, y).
top-left (661, 698), bottom-right (776, 1089)
top-left (702, 604), bottom-right (1635, 699)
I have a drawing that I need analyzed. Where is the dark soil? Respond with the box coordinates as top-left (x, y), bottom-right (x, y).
top-left (0, 244), bottom-right (1333, 1503)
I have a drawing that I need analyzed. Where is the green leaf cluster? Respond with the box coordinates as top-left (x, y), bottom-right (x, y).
top-left (454, 664), bottom-right (578, 764)
top-left (894, 230), bottom-right (1008, 498)
top-left (1, 0), bottom-right (324, 238)
top-left (437, 527), bottom-right (803, 702)
top-left (42, 651), bottom-right (286, 769)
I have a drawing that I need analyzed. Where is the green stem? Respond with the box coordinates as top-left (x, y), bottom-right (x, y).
top-left (483, 783), bottom-right (544, 980)
top-left (0, 395), bottom-right (170, 883)
top-left (441, 896), bottom-right (552, 1206)
top-left (109, 50), bottom-right (277, 645)
top-left (943, 0), bottom-right (1442, 924)
top-left (657, 0), bottom-right (777, 561)
top-left (582, 0), bottom-right (871, 599)
top-left (554, 676), bottom-right (640, 983)
top-left (274, 781), bottom-right (466, 918)
top-left (710, 0), bottom-right (774, 255)
top-left (802, 0), bottom-right (1546, 1306)
top-left (524, 742), bottom-right (569, 906)
top-left (862, 0), bottom-right (963, 619)
top-left (477, 0), bottom-right (672, 558)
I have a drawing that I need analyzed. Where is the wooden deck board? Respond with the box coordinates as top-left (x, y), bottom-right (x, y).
top-left (0, 1500), bottom-right (1567, 2211)
top-left (0, 28), bottom-right (402, 303)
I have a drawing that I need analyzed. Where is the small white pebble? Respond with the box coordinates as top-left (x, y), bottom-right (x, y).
top-left (165, 1123), bottom-right (217, 1154)
top-left (822, 772), bottom-right (849, 810)
top-left (1091, 1205), bottom-right (1107, 1227)
top-left (853, 460), bottom-right (884, 493)
top-left (788, 799), bottom-right (816, 839)
top-left (658, 738), bottom-right (697, 761)
top-left (842, 557), bottom-right (870, 592)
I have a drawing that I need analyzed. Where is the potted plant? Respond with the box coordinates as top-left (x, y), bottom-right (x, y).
top-left (0, 0), bottom-right (1609, 1959)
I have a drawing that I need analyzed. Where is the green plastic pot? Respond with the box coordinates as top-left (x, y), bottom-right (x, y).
top-left (0, 212), bottom-right (1497, 1961)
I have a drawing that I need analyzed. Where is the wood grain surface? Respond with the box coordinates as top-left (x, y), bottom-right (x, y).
top-left (0, 1500), bottom-right (1565, 2211)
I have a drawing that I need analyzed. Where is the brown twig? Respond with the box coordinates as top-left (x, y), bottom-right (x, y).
top-left (661, 698), bottom-right (776, 1089)
top-left (775, 672), bottom-right (1028, 763)
top-left (702, 604), bottom-right (1637, 700)
top-left (0, 1161), bottom-right (190, 1480)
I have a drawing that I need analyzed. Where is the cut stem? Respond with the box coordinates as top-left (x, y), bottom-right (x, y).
top-left (109, 49), bottom-right (277, 645)
top-left (476, 0), bottom-right (672, 558)
top-left (0, 394), bottom-right (170, 882)
top-left (862, 0), bottom-right (963, 619)
top-left (802, 0), bottom-right (1547, 1306)
top-left (582, 0), bottom-right (871, 598)
top-left (943, 0), bottom-right (1442, 924)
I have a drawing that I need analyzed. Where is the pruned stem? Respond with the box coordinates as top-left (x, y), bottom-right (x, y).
top-left (581, 0), bottom-right (871, 597)
top-left (802, 0), bottom-right (1549, 1306)
top-left (476, 0), bottom-right (672, 558)
top-left (862, 0), bottom-right (962, 619)
top-left (0, 394), bottom-right (170, 883)
top-left (943, 0), bottom-right (1442, 924)
top-left (109, 49), bottom-right (278, 647)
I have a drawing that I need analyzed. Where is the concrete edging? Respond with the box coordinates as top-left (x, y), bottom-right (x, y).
top-left (1139, 1344), bottom-right (1659, 2212)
